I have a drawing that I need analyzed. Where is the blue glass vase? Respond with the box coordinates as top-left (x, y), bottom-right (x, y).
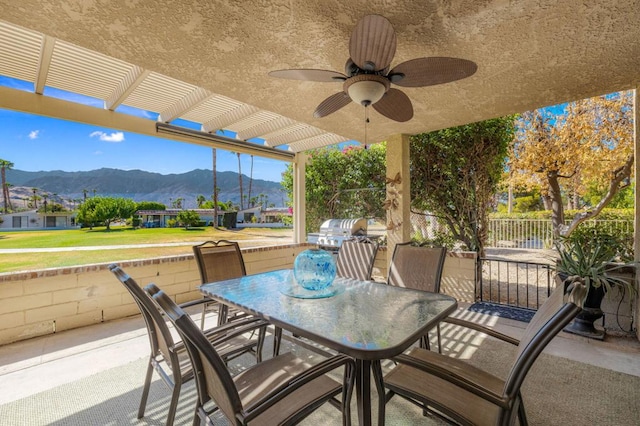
top-left (293, 248), bottom-right (337, 290)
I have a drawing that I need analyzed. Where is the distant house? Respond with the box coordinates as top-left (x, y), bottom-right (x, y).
top-left (262, 207), bottom-right (292, 224)
top-left (236, 206), bottom-right (292, 228)
top-left (136, 209), bottom-right (229, 228)
top-left (236, 206), bottom-right (262, 223)
top-left (0, 210), bottom-right (77, 230)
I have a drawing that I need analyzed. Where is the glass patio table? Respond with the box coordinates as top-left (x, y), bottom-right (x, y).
top-left (199, 268), bottom-right (457, 426)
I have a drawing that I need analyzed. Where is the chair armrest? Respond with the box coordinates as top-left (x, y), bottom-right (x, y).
top-left (442, 317), bottom-right (520, 346)
top-left (206, 318), bottom-right (268, 345)
top-left (393, 351), bottom-right (509, 408)
top-left (178, 296), bottom-right (214, 309)
top-left (242, 354), bottom-right (354, 421)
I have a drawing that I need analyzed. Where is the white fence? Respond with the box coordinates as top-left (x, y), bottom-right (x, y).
top-left (487, 218), bottom-right (633, 249)
top-left (409, 213), bottom-right (633, 250)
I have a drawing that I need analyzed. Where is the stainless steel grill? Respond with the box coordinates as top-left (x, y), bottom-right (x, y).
top-left (308, 218), bottom-right (368, 250)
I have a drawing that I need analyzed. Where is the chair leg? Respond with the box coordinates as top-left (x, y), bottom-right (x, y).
top-left (165, 381), bottom-right (182, 426)
top-left (517, 394), bottom-right (528, 426)
top-left (436, 323), bottom-right (442, 354)
top-left (138, 358), bottom-right (155, 418)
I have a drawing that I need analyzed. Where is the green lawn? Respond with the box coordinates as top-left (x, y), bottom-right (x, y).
top-left (0, 226), bottom-right (294, 272)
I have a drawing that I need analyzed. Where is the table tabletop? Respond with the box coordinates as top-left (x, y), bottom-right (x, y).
top-left (199, 269), bottom-right (457, 360)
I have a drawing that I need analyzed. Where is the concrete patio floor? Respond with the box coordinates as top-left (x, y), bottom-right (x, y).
top-left (1, 303), bottom-right (639, 414)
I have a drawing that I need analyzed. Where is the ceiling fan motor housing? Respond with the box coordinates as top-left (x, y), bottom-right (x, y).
top-left (343, 74), bottom-right (390, 106)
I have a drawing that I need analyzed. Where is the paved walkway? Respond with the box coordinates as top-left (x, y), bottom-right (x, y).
top-left (0, 239), bottom-right (283, 253)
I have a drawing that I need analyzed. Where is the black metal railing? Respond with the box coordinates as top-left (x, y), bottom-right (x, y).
top-left (479, 257), bottom-right (554, 310)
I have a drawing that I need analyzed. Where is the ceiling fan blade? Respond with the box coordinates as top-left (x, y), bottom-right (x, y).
top-left (372, 88), bottom-right (413, 122)
top-left (269, 69), bottom-right (347, 82)
top-left (389, 57), bottom-right (478, 87)
top-left (349, 15), bottom-right (397, 72)
top-left (314, 92), bottom-right (352, 118)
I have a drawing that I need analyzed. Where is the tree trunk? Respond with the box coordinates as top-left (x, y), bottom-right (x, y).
top-left (237, 153), bottom-right (243, 210)
top-left (547, 170), bottom-right (565, 237)
top-left (248, 155), bottom-right (253, 208)
top-left (212, 148), bottom-right (218, 227)
top-left (1, 166), bottom-right (7, 213)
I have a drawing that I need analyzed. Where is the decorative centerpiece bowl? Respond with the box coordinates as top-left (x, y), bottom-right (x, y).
top-left (293, 248), bottom-right (336, 290)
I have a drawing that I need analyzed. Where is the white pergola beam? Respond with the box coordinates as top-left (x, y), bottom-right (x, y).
top-left (157, 87), bottom-right (211, 123)
top-left (105, 67), bottom-right (150, 111)
top-left (0, 85), bottom-right (293, 162)
top-left (34, 35), bottom-right (55, 94)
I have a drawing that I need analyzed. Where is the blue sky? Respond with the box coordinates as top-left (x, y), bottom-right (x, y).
top-left (0, 77), bottom-right (291, 182)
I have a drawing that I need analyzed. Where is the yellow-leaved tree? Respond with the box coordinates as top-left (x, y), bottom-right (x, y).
top-left (508, 91), bottom-right (633, 237)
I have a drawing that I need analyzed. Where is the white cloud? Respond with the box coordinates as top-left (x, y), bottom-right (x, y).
top-left (93, 150), bottom-right (103, 155)
top-left (28, 130), bottom-right (40, 139)
top-left (89, 131), bottom-right (125, 142)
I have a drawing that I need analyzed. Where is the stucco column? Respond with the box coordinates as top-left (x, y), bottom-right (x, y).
top-left (293, 152), bottom-right (306, 244)
top-left (633, 87), bottom-right (639, 341)
top-left (385, 133), bottom-right (412, 271)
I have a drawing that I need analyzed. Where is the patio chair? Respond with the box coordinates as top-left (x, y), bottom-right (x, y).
top-left (109, 264), bottom-right (267, 426)
top-left (146, 283), bottom-right (356, 426)
top-left (193, 240), bottom-right (247, 328)
top-left (387, 243), bottom-right (447, 351)
top-left (193, 240), bottom-right (283, 356)
top-left (336, 238), bottom-right (379, 281)
top-left (376, 277), bottom-right (586, 426)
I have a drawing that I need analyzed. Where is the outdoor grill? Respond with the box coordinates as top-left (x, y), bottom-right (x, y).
top-left (309, 218), bottom-right (368, 251)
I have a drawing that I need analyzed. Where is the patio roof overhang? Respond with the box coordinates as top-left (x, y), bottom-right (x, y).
top-left (1, 1), bottom-right (639, 153)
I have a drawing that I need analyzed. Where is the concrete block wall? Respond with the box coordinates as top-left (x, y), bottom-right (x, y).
top-left (0, 243), bottom-right (312, 346)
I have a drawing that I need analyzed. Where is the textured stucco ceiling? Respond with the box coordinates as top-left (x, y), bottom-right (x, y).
top-left (2, 0), bottom-right (639, 145)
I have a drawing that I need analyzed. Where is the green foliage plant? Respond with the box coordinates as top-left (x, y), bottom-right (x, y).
top-left (135, 201), bottom-right (167, 211)
top-left (176, 210), bottom-right (201, 229)
top-left (77, 197), bottom-right (137, 230)
top-left (281, 143), bottom-right (387, 234)
top-left (555, 226), bottom-right (635, 296)
top-left (410, 116), bottom-right (516, 256)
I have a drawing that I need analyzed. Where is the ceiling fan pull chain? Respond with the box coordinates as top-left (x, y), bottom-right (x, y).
top-left (364, 106), bottom-right (369, 148)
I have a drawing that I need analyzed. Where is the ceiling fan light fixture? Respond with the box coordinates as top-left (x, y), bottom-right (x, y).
top-left (344, 74), bottom-right (390, 106)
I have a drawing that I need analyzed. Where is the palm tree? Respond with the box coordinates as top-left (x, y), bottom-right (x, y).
top-left (196, 194), bottom-right (206, 208)
top-left (212, 148), bottom-right (218, 227)
top-left (42, 193), bottom-right (48, 213)
top-left (4, 182), bottom-right (14, 212)
top-left (236, 152), bottom-right (244, 210)
top-left (248, 154), bottom-right (254, 209)
top-left (0, 159), bottom-right (14, 213)
top-left (82, 189), bottom-right (88, 202)
top-left (32, 187), bottom-right (38, 209)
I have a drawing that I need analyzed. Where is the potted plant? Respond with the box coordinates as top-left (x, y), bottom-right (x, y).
top-left (555, 225), bottom-right (635, 340)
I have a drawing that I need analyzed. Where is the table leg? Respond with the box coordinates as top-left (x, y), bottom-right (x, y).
top-left (356, 359), bottom-right (372, 426)
top-left (273, 326), bottom-right (282, 357)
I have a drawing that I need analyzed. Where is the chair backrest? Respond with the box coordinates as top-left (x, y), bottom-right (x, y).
top-left (146, 283), bottom-right (243, 422)
top-left (109, 264), bottom-right (179, 371)
top-left (502, 277), bottom-right (586, 402)
top-left (336, 238), bottom-right (379, 281)
top-left (387, 243), bottom-right (447, 292)
top-left (193, 240), bottom-right (246, 284)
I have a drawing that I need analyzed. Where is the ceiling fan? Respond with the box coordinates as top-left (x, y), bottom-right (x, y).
top-left (269, 14), bottom-right (477, 122)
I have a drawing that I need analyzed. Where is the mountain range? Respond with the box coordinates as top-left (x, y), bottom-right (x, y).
top-left (5, 168), bottom-right (287, 209)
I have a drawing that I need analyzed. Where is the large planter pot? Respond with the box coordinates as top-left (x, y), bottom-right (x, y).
top-left (563, 277), bottom-right (606, 340)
